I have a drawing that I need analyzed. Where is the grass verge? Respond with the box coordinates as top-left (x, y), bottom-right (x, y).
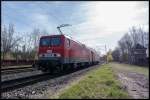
top-left (54, 64), bottom-right (130, 99)
top-left (110, 62), bottom-right (149, 77)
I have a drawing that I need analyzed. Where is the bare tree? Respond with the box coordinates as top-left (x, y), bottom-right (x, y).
top-left (112, 47), bottom-right (120, 62)
top-left (21, 45), bottom-right (26, 60)
top-left (129, 26), bottom-right (148, 47)
top-left (118, 37), bottom-right (126, 55)
top-left (129, 26), bottom-right (139, 46)
top-left (30, 28), bottom-right (41, 60)
top-left (116, 26), bottom-right (148, 64)
top-left (1, 24), bottom-right (21, 60)
top-left (11, 44), bottom-right (21, 63)
top-left (20, 33), bottom-right (35, 60)
top-left (122, 33), bottom-right (133, 63)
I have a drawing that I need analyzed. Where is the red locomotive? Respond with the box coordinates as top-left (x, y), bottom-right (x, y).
top-left (35, 34), bottom-right (100, 73)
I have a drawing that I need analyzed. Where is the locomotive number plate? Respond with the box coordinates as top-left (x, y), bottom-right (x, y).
top-left (45, 53), bottom-right (53, 57)
top-left (47, 50), bottom-right (52, 53)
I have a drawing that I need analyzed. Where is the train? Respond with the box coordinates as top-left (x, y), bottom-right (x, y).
top-left (34, 34), bottom-right (100, 73)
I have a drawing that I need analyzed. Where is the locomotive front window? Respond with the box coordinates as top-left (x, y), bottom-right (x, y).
top-left (40, 37), bottom-right (61, 46)
top-left (40, 38), bottom-right (50, 46)
top-left (51, 37), bottom-right (61, 46)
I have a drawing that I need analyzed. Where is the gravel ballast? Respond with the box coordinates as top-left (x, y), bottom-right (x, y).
top-left (2, 65), bottom-right (101, 99)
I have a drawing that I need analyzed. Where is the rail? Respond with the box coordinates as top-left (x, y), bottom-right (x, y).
top-left (1, 66), bottom-right (33, 71)
top-left (1, 73), bottom-right (50, 92)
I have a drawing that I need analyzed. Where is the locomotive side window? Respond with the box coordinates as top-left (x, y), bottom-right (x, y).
top-left (51, 37), bottom-right (61, 46)
top-left (40, 38), bottom-right (50, 46)
top-left (67, 39), bottom-right (70, 47)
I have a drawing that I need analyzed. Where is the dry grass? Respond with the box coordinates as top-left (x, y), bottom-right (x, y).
top-left (110, 62), bottom-right (149, 77)
top-left (53, 64), bottom-right (129, 99)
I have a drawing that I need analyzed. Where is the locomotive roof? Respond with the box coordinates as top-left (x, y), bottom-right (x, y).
top-left (41, 34), bottom-right (64, 38)
top-left (64, 34), bottom-right (98, 53)
top-left (40, 34), bottom-right (99, 55)
top-left (64, 34), bottom-right (86, 46)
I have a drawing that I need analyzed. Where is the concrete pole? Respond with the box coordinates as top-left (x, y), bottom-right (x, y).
top-left (105, 45), bottom-right (107, 63)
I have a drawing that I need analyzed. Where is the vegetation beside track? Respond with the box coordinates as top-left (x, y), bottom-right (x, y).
top-left (110, 62), bottom-right (149, 77)
top-left (53, 63), bottom-right (130, 99)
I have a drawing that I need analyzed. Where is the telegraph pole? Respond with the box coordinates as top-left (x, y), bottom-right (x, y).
top-left (105, 45), bottom-right (107, 64)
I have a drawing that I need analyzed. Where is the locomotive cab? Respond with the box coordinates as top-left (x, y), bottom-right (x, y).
top-left (37, 35), bottom-right (65, 72)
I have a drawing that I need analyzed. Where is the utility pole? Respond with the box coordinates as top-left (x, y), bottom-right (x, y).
top-left (16, 44), bottom-right (19, 64)
top-left (105, 45), bottom-right (107, 64)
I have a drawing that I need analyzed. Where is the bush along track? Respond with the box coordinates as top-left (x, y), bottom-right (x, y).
top-left (53, 64), bottom-right (130, 99)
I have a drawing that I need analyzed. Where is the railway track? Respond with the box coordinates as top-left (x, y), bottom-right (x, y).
top-left (1, 66), bottom-right (33, 71)
top-left (1, 66), bottom-right (34, 75)
top-left (1, 73), bottom-right (51, 92)
top-left (1, 63), bottom-right (102, 93)
top-left (2, 69), bottom-right (73, 92)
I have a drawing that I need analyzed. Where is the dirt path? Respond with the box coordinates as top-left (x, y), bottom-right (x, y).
top-left (111, 63), bottom-right (149, 99)
top-left (117, 72), bottom-right (149, 99)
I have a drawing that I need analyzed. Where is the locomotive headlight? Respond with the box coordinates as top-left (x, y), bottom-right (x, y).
top-left (57, 53), bottom-right (61, 57)
top-left (56, 53), bottom-right (61, 57)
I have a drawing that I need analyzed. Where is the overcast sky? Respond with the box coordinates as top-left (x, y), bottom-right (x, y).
top-left (2, 1), bottom-right (149, 54)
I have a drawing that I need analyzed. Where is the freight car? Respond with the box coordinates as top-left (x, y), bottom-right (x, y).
top-left (35, 34), bottom-right (100, 73)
